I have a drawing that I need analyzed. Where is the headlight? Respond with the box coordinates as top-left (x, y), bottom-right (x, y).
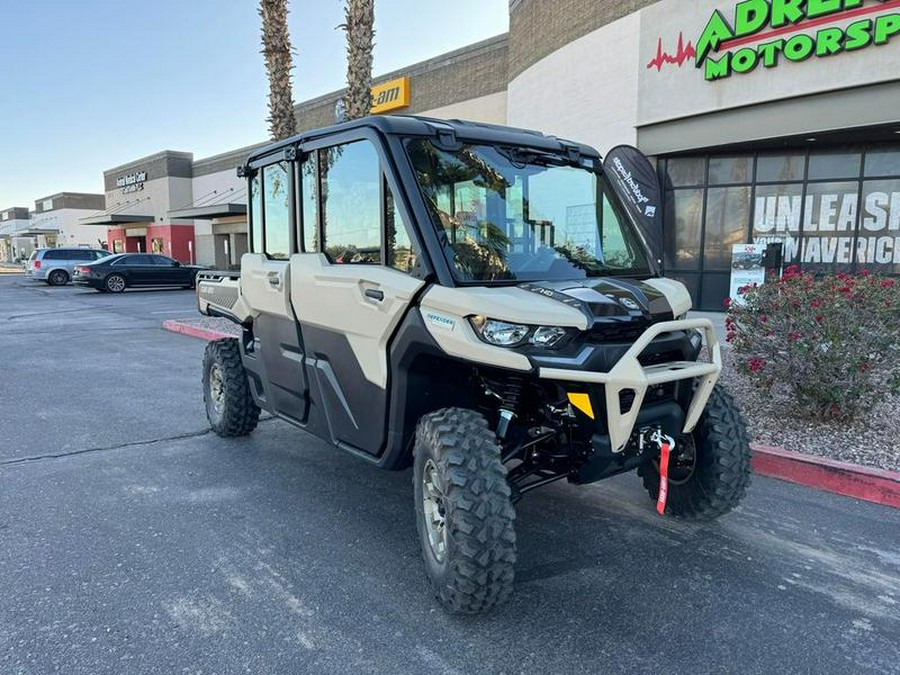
top-left (470, 316), bottom-right (529, 346)
top-left (469, 317), bottom-right (570, 348)
top-left (531, 326), bottom-right (568, 347)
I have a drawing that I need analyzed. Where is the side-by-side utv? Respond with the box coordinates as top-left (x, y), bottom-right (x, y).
top-left (195, 115), bottom-right (751, 614)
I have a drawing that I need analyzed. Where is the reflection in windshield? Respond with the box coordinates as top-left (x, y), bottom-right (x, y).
top-left (406, 140), bottom-right (650, 283)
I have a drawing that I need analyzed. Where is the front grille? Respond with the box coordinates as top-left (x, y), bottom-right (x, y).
top-left (638, 350), bottom-right (682, 367)
top-left (589, 313), bottom-right (674, 343)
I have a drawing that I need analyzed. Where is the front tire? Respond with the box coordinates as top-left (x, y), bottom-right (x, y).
top-left (413, 408), bottom-right (516, 614)
top-left (638, 385), bottom-right (751, 520)
top-left (105, 274), bottom-right (126, 293)
top-left (202, 338), bottom-right (260, 437)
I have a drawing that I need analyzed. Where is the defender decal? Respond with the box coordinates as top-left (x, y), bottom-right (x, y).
top-left (425, 312), bottom-right (456, 330)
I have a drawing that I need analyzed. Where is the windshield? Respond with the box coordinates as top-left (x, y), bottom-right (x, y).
top-left (406, 139), bottom-right (651, 283)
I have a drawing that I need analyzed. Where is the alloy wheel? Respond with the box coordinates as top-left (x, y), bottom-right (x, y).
top-left (422, 459), bottom-right (448, 563)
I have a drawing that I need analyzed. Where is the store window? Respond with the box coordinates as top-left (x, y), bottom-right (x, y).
top-left (860, 178), bottom-right (900, 275)
top-left (708, 156), bottom-right (752, 185)
top-left (151, 238), bottom-right (164, 254)
top-left (756, 153), bottom-right (806, 183)
top-left (808, 150), bottom-right (862, 181)
top-left (704, 186), bottom-right (751, 270)
top-left (663, 189), bottom-right (703, 270)
top-left (666, 157), bottom-right (706, 187)
top-left (753, 183), bottom-right (804, 264)
top-left (661, 144), bottom-right (899, 310)
top-left (320, 141), bottom-right (381, 264)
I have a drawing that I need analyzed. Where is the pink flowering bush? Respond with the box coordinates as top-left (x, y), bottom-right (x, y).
top-left (727, 266), bottom-right (900, 421)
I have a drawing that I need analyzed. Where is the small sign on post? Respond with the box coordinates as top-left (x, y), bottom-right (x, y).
top-left (729, 244), bottom-right (766, 306)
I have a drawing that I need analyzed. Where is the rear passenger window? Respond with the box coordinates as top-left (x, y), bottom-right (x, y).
top-left (263, 162), bottom-right (290, 260)
top-left (320, 141), bottom-right (381, 264)
top-left (386, 183), bottom-right (416, 274)
top-left (44, 250), bottom-right (64, 260)
top-left (301, 153), bottom-right (319, 253)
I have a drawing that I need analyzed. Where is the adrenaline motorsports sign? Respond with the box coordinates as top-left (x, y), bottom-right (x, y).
top-left (695, 0), bottom-right (900, 80)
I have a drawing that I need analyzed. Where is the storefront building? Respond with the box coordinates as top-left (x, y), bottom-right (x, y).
top-left (13, 1), bottom-right (897, 309)
top-left (82, 151), bottom-right (197, 262)
top-left (507, 0), bottom-right (900, 308)
top-left (30, 192), bottom-right (107, 250)
top-left (0, 207), bottom-right (34, 262)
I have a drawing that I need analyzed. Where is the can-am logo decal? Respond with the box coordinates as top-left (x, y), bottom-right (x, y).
top-left (651, 0), bottom-right (900, 81)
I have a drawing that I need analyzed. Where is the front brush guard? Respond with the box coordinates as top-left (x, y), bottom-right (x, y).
top-left (538, 318), bottom-right (721, 453)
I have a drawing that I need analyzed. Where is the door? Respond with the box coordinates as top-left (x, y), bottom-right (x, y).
top-left (290, 257), bottom-right (424, 454)
top-left (124, 254), bottom-right (155, 285)
top-left (240, 161), bottom-right (308, 423)
top-left (148, 255), bottom-right (184, 284)
top-left (289, 139), bottom-right (425, 455)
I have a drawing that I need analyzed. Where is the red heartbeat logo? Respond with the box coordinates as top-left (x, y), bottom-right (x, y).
top-left (647, 32), bottom-right (696, 71)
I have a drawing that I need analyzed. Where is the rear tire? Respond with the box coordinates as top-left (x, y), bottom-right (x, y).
top-left (48, 269), bottom-right (69, 286)
top-left (202, 338), bottom-right (260, 437)
top-left (638, 385), bottom-right (751, 520)
top-left (105, 274), bottom-right (126, 293)
top-left (413, 408), bottom-right (516, 614)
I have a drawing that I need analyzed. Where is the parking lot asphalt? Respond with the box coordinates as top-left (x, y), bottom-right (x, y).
top-left (1, 275), bottom-right (898, 675)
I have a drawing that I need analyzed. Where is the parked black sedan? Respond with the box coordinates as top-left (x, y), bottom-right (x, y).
top-left (73, 253), bottom-right (206, 293)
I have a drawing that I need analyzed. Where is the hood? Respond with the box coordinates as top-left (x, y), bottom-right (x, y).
top-left (518, 278), bottom-right (675, 327)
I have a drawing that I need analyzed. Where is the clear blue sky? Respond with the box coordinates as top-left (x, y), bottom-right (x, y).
top-left (0, 0), bottom-right (508, 209)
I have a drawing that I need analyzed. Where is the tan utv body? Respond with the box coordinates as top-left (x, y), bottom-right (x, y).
top-left (196, 116), bottom-right (752, 615)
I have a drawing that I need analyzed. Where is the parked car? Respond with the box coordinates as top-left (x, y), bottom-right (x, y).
top-left (25, 247), bottom-right (111, 286)
top-left (73, 253), bottom-right (205, 293)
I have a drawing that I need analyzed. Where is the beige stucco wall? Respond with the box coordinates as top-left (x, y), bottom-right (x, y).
top-left (418, 91), bottom-right (508, 125)
top-left (507, 12), bottom-right (641, 154)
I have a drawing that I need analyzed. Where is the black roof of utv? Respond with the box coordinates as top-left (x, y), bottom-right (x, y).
top-left (246, 115), bottom-right (601, 165)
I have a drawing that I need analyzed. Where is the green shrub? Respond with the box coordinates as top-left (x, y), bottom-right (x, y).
top-left (727, 266), bottom-right (900, 421)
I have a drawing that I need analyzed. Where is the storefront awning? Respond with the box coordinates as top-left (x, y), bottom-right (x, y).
top-left (167, 203), bottom-right (247, 220)
top-left (79, 214), bottom-right (155, 226)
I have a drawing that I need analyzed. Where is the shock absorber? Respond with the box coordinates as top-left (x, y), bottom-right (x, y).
top-left (493, 377), bottom-right (524, 441)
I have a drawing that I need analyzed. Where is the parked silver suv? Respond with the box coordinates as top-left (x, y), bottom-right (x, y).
top-left (25, 247), bottom-right (111, 286)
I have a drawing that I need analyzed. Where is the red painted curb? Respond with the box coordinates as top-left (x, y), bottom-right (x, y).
top-left (162, 320), bottom-right (232, 342)
top-left (752, 445), bottom-right (900, 509)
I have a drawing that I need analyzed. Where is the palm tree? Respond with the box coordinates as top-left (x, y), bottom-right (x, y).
top-left (341, 0), bottom-right (375, 120)
top-left (259, 0), bottom-right (297, 140)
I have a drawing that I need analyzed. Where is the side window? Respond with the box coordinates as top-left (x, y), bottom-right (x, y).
top-left (44, 249), bottom-right (64, 260)
top-left (151, 255), bottom-right (174, 266)
top-left (320, 141), bottom-right (381, 264)
top-left (131, 255), bottom-right (152, 265)
top-left (263, 161), bottom-right (290, 259)
top-left (386, 182), bottom-right (417, 273)
top-left (301, 152), bottom-right (319, 252)
top-left (250, 173), bottom-right (263, 254)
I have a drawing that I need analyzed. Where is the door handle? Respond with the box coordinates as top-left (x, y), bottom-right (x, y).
top-left (267, 271), bottom-right (281, 287)
top-left (364, 288), bottom-right (384, 301)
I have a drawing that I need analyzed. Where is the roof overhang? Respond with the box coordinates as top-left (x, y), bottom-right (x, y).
top-left (79, 214), bottom-right (155, 226)
top-left (167, 203), bottom-right (247, 220)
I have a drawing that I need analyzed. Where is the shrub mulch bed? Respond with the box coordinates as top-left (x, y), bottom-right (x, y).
top-left (165, 317), bottom-right (899, 474)
top-left (719, 345), bottom-right (899, 473)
